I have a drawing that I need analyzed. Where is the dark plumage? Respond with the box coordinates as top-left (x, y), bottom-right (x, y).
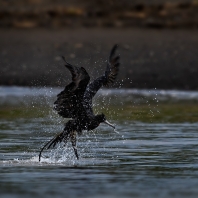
top-left (39, 45), bottom-right (120, 161)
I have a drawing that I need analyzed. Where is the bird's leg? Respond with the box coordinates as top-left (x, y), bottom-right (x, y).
top-left (70, 131), bottom-right (79, 160)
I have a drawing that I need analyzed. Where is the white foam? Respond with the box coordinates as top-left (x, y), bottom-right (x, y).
top-left (1, 86), bottom-right (198, 106)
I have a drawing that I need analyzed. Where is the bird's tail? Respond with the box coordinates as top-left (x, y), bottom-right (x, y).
top-left (39, 131), bottom-right (69, 162)
top-left (39, 130), bottom-right (78, 162)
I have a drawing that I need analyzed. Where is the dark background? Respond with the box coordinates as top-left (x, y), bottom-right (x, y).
top-left (0, 0), bottom-right (198, 89)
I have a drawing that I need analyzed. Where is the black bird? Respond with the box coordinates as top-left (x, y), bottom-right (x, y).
top-left (39, 45), bottom-right (120, 161)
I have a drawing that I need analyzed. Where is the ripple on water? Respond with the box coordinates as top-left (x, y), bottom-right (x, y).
top-left (1, 87), bottom-right (198, 197)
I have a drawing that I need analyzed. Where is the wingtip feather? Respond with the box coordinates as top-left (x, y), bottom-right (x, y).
top-left (109, 44), bottom-right (118, 60)
top-left (105, 45), bottom-right (120, 86)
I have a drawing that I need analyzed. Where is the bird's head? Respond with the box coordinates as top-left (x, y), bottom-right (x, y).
top-left (96, 113), bottom-right (115, 129)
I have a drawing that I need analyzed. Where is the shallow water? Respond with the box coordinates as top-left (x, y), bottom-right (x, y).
top-left (1, 86), bottom-right (198, 198)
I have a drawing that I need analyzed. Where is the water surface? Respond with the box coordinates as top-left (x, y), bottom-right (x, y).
top-left (0, 86), bottom-right (198, 198)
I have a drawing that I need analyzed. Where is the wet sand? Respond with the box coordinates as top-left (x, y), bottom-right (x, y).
top-left (0, 28), bottom-right (198, 90)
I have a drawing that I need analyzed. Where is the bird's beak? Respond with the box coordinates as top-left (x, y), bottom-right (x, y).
top-left (104, 120), bottom-right (115, 129)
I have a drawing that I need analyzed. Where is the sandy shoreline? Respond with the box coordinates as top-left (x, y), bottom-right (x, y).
top-left (0, 28), bottom-right (198, 90)
top-left (1, 0), bottom-right (198, 29)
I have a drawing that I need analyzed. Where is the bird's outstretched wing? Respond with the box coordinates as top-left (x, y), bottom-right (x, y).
top-left (54, 57), bottom-right (90, 118)
top-left (84, 45), bottom-right (120, 101)
top-left (104, 44), bottom-right (120, 86)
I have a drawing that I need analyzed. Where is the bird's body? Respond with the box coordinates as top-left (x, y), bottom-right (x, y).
top-left (39, 45), bottom-right (120, 161)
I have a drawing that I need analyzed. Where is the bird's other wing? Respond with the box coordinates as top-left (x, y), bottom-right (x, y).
top-left (104, 44), bottom-right (120, 86)
top-left (54, 57), bottom-right (90, 118)
top-left (84, 45), bottom-right (120, 101)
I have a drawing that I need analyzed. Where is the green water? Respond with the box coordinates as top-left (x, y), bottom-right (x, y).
top-left (0, 87), bottom-right (198, 198)
top-left (1, 101), bottom-right (198, 122)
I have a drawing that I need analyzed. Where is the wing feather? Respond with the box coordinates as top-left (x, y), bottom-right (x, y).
top-left (54, 58), bottom-right (90, 118)
top-left (84, 45), bottom-right (120, 101)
